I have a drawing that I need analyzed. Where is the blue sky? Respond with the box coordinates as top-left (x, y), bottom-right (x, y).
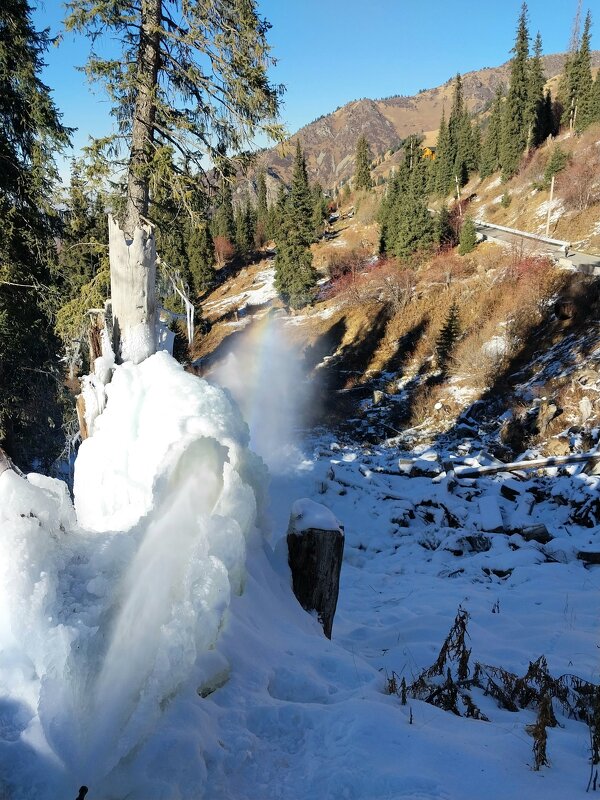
top-left (32, 0), bottom-right (591, 176)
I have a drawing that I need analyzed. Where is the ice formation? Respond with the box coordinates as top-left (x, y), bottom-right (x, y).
top-left (0, 352), bottom-right (266, 797)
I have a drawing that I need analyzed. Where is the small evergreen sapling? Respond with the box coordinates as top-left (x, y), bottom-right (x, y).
top-left (436, 302), bottom-right (461, 372)
top-left (458, 216), bottom-right (477, 255)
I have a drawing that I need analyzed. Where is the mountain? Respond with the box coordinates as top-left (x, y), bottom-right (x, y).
top-left (239, 52), bottom-right (600, 198)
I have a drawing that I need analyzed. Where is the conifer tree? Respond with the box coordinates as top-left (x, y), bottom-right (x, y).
top-left (312, 183), bottom-right (328, 238)
top-left (480, 87), bottom-right (504, 178)
top-left (66, 0), bottom-right (282, 238)
top-left (255, 169), bottom-right (269, 246)
top-left (574, 12), bottom-right (594, 130)
top-left (58, 164), bottom-right (109, 295)
top-left (458, 216), bottom-right (477, 255)
top-left (235, 202), bottom-right (255, 263)
top-left (212, 181), bottom-right (236, 244)
top-left (274, 142), bottom-right (316, 308)
top-left (354, 134), bottom-right (373, 191)
top-left (434, 108), bottom-right (453, 196)
top-left (0, 0), bottom-right (71, 468)
top-left (435, 206), bottom-right (456, 249)
top-left (589, 74), bottom-right (600, 126)
top-left (527, 32), bottom-right (547, 150)
top-left (384, 143), bottom-right (434, 259)
top-left (448, 74), bottom-right (477, 187)
top-left (500, 3), bottom-right (531, 178)
top-left (289, 140), bottom-right (314, 242)
top-left (436, 301), bottom-right (460, 373)
top-left (187, 222), bottom-right (215, 295)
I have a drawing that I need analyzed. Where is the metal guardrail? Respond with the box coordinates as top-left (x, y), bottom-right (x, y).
top-left (475, 219), bottom-right (569, 250)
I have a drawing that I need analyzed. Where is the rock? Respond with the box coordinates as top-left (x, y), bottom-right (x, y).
top-left (287, 500), bottom-right (344, 639)
top-left (544, 438), bottom-right (571, 457)
top-left (478, 496), bottom-right (504, 532)
top-left (579, 396), bottom-right (593, 425)
top-left (536, 399), bottom-right (560, 436)
top-left (373, 390), bottom-right (384, 405)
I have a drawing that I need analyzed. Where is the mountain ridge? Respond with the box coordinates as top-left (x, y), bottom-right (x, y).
top-left (241, 51), bottom-right (600, 198)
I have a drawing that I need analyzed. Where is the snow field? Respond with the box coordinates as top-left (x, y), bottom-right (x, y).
top-left (1, 350), bottom-right (600, 798)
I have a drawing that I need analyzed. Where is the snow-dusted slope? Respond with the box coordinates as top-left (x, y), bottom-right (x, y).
top-left (1, 352), bottom-right (600, 799)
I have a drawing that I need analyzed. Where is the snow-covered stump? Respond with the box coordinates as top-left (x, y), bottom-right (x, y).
top-left (286, 499), bottom-right (344, 639)
top-left (108, 215), bottom-right (157, 364)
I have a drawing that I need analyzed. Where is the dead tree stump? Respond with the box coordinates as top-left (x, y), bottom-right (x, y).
top-left (286, 499), bottom-right (344, 639)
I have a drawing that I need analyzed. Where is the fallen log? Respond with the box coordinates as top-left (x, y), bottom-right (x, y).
top-left (453, 451), bottom-right (600, 479)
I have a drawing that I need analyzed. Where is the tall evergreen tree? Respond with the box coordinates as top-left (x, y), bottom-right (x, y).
top-left (575, 11), bottom-right (594, 130)
top-left (58, 164), bottom-right (108, 295)
top-left (381, 142), bottom-right (434, 259)
top-left (255, 169), bottom-right (269, 246)
top-left (274, 142), bottom-right (316, 308)
top-left (448, 74), bottom-right (477, 187)
top-left (235, 202), bottom-right (255, 263)
top-left (66, 0), bottom-right (282, 238)
top-left (354, 134), bottom-right (373, 191)
top-left (187, 222), bottom-right (215, 296)
top-left (434, 108), bottom-right (453, 196)
top-left (0, 0), bottom-right (71, 468)
top-left (500, 3), bottom-right (531, 178)
top-left (480, 87), bottom-right (504, 178)
top-left (527, 32), bottom-right (547, 150)
top-left (312, 182), bottom-right (328, 238)
top-left (212, 181), bottom-right (236, 244)
top-left (589, 73), bottom-right (600, 127)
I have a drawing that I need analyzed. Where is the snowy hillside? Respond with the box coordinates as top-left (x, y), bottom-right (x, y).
top-left (1, 346), bottom-right (600, 799)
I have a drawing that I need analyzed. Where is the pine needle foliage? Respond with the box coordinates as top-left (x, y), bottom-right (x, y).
top-left (354, 134), bottom-right (373, 191)
top-left (65, 0), bottom-right (284, 234)
top-left (435, 301), bottom-right (460, 371)
top-left (274, 142), bottom-right (316, 309)
top-left (0, 0), bottom-right (72, 468)
top-left (458, 216), bottom-right (477, 256)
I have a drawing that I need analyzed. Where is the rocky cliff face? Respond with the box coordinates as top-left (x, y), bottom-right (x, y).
top-left (237, 51), bottom-right (600, 197)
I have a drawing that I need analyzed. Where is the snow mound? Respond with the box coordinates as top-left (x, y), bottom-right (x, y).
top-left (0, 352), bottom-right (267, 796)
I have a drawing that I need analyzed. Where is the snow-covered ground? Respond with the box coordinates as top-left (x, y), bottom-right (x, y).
top-left (2, 351), bottom-right (600, 799)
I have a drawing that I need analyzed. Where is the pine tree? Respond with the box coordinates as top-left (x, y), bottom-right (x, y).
top-left (458, 216), bottom-right (477, 255)
top-left (480, 86), bottom-right (504, 178)
top-left (527, 32), bottom-right (547, 150)
top-left (58, 163), bottom-right (109, 295)
top-left (500, 3), bottom-right (531, 178)
top-left (235, 202), bottom-right (255, 263)
top-left (435, 205), bottom-right (456, 249)
top-left (575, 12), bottom-right (594, 130)
top-left (312, 182), bottom-right (328, 238)
top-left (434, 108), bottom-right (453, 196)
top-left (212, 181), bottom-right (236, 244)
top-left (255, 169), bottom-right (269, 247)
top-left (66, 0), bottom-right (282, 238)
top-left (354, 134), bottom-right (373, 191)
top-left (436, 302), bottom-right (461, 372)
top-left (543, 145), bottom-right (569, 186)
top-left (448, 74), bottom-right (477, 188)
top-left (289, 140), bottom-right (314, 243)
top-left (385, 145), bottom-right (434, 259)
top-left (187, 222), bottom-right (215, 296)
top-left (274, 142), bottom-right (316, 308)
top-left (589, 74), bottom-right (600, 126)
top-left (0, 0), bottom-right (71, 468)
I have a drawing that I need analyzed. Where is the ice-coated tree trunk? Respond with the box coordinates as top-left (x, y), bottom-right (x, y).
top-left (109, 215), bottom-right (157, 364)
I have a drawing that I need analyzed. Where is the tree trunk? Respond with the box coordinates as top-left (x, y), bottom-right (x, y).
top-left (109, 216), bottom-right (157, 364)
top-left (123, 0), bottom-right (161, 237)
top-left (286, 504), bottom-right (344, 639)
